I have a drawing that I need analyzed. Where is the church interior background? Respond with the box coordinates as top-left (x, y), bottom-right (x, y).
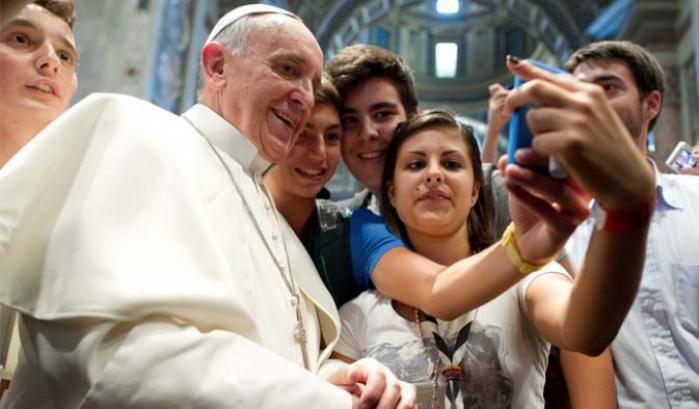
top-left (70, 0), bottom-right (699, 199)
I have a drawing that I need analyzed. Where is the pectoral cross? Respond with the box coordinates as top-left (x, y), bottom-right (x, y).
top-left (197, 129), bottom-right (312, 370)
top-left (290, 294), bottom-right (310, 369)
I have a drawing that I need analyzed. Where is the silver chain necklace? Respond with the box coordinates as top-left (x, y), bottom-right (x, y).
top-left (199, 129), bottom-right (310, 370)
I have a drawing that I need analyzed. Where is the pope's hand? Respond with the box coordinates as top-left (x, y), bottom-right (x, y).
top-left (327, 357), bottom-right (416, 409)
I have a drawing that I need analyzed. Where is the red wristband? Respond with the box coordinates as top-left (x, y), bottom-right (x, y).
top-left (595, 192), bottom-right (656, 233)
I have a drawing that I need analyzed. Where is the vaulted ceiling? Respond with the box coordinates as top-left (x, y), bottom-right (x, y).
top-left (219, 1), bottom-right (612, 53)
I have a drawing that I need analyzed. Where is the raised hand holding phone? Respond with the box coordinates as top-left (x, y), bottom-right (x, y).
top-left (507, 59), bottom-right (568, 179)
top-left (503, 56), bottom-right (655, 211)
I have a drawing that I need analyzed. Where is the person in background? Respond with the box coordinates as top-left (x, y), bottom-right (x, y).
top-left (481, 83), bottom-right (510, 165)
top-left (555, 40), bottom-right (699, 408)
top-left (0, 5), bottom-right (415, 408)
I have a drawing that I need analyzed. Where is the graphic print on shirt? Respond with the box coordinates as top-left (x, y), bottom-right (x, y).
top-left (365, 316), bottom-right (513, 409)
top-left (422, 314), bottom-right (514, 409)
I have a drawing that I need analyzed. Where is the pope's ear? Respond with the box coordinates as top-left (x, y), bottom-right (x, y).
top-left (201, 43), bottom-right (228, 89)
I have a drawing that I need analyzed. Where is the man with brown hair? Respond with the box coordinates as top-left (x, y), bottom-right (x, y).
top-left (0, 0), bottom-right (77, 167)
top-left (326, 45), bottom-right (418, 212)
top-left (328, 44), bottom-right (419, 115)
top-left (548, 40), bottom-right (699, 408)
top-left (563, 40), bottom-right (665, 139)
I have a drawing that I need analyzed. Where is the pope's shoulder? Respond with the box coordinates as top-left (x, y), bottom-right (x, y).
top-left (74, 92), bottom-right (168, 110)
top-left (70, 93), bottom-right (180, 124)
top-left (63, 93), bottom-right (200, 149)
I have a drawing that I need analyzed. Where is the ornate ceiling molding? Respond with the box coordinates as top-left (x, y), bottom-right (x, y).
top-left (313, 0), bottom-right (594, 60)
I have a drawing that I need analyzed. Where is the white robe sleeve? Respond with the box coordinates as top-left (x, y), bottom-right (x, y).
top-left (14, 316), bottom-right (351, 408)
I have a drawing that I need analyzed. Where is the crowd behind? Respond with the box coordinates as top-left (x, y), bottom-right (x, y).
top-left (0, 1), bottom-right (698, 408)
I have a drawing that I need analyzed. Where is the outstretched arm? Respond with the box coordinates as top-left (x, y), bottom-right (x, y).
top-left (559, 348), bottom-right (616, 409)
top-left (506, 58), bottom-right (655, 355)
top-left (358, 177), bottom-right (587, 320)
top-left (372, 246), bottom-right (522, 320)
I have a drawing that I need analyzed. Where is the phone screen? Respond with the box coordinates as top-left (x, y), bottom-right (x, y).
top-left (674, 149), bottom-right (696, 169)
top-left (665, 141), bottom-right (697, 173)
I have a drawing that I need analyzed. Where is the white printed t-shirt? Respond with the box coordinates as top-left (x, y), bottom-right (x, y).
top-left (336, 262), bottom-right (570, 409)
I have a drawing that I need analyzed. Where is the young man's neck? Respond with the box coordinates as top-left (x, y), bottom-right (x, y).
top-left (277, 195), bottom-right (315, 235)
top-left (636, 132), bottom-right (649, 156)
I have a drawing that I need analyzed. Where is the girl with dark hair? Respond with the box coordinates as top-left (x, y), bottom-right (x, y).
top-left (334, 109), bottom-right (588, 408)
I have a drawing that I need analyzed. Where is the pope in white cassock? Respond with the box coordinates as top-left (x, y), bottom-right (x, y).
top-left (0, 5), bottom-right (414, 408)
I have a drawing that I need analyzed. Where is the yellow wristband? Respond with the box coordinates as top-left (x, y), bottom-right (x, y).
top-left (501, 223), bottom-right (545, 275)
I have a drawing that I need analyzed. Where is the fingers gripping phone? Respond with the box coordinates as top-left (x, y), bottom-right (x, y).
top-left (507, 59), bottom-right (568, 179)
top-left (665, 141), bottom-right (697, 173)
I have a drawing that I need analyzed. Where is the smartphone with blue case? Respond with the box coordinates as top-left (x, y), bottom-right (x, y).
top-left (507, 59), bottom-right (568, 179)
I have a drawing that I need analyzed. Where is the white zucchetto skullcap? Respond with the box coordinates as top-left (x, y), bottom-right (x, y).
top-left (206, 4), bottom-right (298, 43)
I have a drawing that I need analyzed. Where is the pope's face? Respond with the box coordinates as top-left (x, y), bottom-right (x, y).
top-left (219, 17), bottom-right (323, 163)
top-left (0, 4), bottom-right (78, 128)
